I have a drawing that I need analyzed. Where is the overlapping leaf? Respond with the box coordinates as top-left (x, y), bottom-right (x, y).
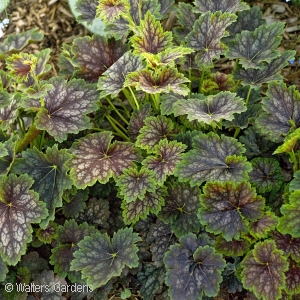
top-left (274, 128), bottom-right (300, 154)
top-left (0, 93), bottom-right (20, 130)
top-left (131, 11), bottom-right (172, 55)
top-left (199, 181), bottom-right (264, 241)
top-left (36, 221), bottom-right (57, 244)
top-left (62, 189), bottom-right (88, 218)
top-left (70, 228), bottom-right (141, 289)
top-left (158, 182), bottom-right (201, 237)
top-left (12, 145), bottom-right (73, 229)
top-left (290, 170), bottom-right (300, 191)
top-left (72, 35), bottom-right (127, 83)
top-left (142, 139), bottom-right (186, 184)
top-left (50, 220), bottom-right (97, 280)
top-left (75, 0), bottom-right (98, 24)
top-left (194, 0), bottom-right (249, 13)
top-left (125, 66), bottom-right (190, 95)
top-left (96, 0), bottom-right (129, 24)
top-left (249, 212), bottom-right (278, 239)
top-left (159, 0), bottom-right (174, 17)
top-left (0, 137), bottom-right (16, 179)
top-left (0, 28), bottom-right (43, 59)
top-left (215, 236), bottom-right (249, 257)
top-left (174, 91), bottom-right (246, 124)
top-left (164, 233), bottom-right (226, 300)
top-left (160, 92), bottom-right (183, 116)
top-left (249, 157), bottom-right (284, 193)
top-left (226, 23), bottom-right (284, 69)
top-left (0, 257), bottom-right (8, 282)
top-left (136, 116), bottom-right (177, 152)
top-left (233, 51), bottom-right (295, 88)
top-left (175, 132), bottom-right (251, 186)
top-left (256, 81), bottom-right (300, 141)
top-left (241, 240), bottom-right (288, 300)
top-left (69, 131), bottom-right (141, 189)
top-left (0, 174), bottom-right (48, 265)
top-left (98, 51), bottom-right (143, 98)
top-left (285, 259), bottom-right (300, 295)
top-left (116, 166), bottom-right (157, 203)
top-left (121, 187), bottom-right (166, 225)
top-left (186, 12), bottom-right (237, 67)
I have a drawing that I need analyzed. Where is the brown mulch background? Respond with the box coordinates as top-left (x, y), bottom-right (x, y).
top-left (1, 0), bottom-right (300, 88)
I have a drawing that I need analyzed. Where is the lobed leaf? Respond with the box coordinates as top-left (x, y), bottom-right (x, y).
top-left (249, 212), bottom-right (278, 239)
top-left (274, 128), bottom-right (300, 154)
top-left (75, 0), bottom-right (98, 25)
top-left (241, 240), bottom-right (288, 300)
top-left (0, 174), bottom-right (48, 265)
top-left (175, 132), bottom-right (251, 186)
top-left (194, 0), bottom-right (249, 13)
top-left (70, 227), bottom-right (141, 289)
top-left (285, 259), bottom-right (300, 295)
top-left (199, 181), bottom-right (264, 241)
top-left (96, 0), bottom-right (130, 24)
top-left (215, 236), bottom-right (249, 257)
top-left (69, 131), bottom-right (141, 188)
top-left (62, 189), bottom-right (88, 219)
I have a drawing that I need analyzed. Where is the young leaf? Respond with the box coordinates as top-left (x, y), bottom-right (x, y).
top-left (96, 0), bottom-right (130, 24)
top-left (136, 116), bottom-right (177, 152)
top-left (249, 157), bottom-right (284, 193)
top-left (186, 12), bottom-right (237, 67)
top-left (69, 132), bottom-right (141, 188)
top-left (215, 236), bottom-right (249, 257)
top-left (116, 166), bottom-right (157, 203)
top-left (75, 0), bottom-right (98, 25)
top-left (121, 186), bottom-right (166, 225)
top-left (233, 51), bottom-right (295, 88)
top-left (273, 231), bottom-right (300, 262)
top-left (26, 77), bottom-right (99, 142)
top-left (241, 240), bottom-right (288, 300)
top-left (174, 91), bottom-right (246, 124)
top-left (199, 181), bottom-right (264, 241)
top-left (146, 220), bottom-right (177, 267)
top-left (12, 145), bottom-right (73, 229)
top-left (50, 220), bottom-right (97, 279)
top-left (0, 174), bottom-right (48, 265)
top-left (36, 221), bottom-right (57, 244)
top-left (70, 227), bottom-right (141, 289)
top-left (158, 182), bottom-right (201, 237)
top-left (72, 35), bottom-right (127, 83)
top-left (194, 0), bottom-right (249, 13)
top-left (273, 128), bottom-right (300, 154)
top-left (98, 51), bottom-right (144, 98)
top-left (175, 132), bottom-right (251, 186)
top-left (131, 11), bottom-right (173, 55)
top-left (0, 28), bottom-right (43, 59)
top-left (164, 233), bottom-right (226, 300)
top-left (128, 102), bottom-right (152, 142)
top-left (226, 22), bottom-right (284, 69)
top-left (142, 139), bottom-right (186, 185)
top-left (249, 212), bottom-right (278, 239)
top-left (125, 66), bottom-right (190, 95)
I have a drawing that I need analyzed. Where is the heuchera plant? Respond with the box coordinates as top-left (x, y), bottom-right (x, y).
top-left (0, 0), bottom-right (299, 299)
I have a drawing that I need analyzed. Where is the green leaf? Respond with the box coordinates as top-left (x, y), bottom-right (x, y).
top-left (131, 11), bottom-right (173, 55)
top-left (226, 22), bottom-right (284, 69)
top-left (0, 174), bottom-right (48, 265)
top-left (0, 28), bottom-right (44, 59)
top-left (121, 288), bottom-right (131, 299)
top-left (147, 220), bottom-right (177, 267)
top-left (36, 221), bottom-right (57, 244)
top-left (285, 259), bottom-right (300, 295)
top-left (50, 220), bottom-right (97, 279)
top-left (125, 66), bottom-right (190, 95)
top-left (160, 92), bottom-right (183, 116)
top-left (121, 187), bottom-right (166, 225)
top-left (98, 51), bottom-right (144, 98)
top-left (273, 231), bottom-right (300, 262)
top-left (273, 128), bottom-right (300, 154)
top-left (233, 51), bottom-right (296, 88)
top-left (175, 132), bottom-right (251, 186)
top-left (137, 264), bottom-right (166, 300)
top-left (249, 157), bottom-right (284, 193)
top-left (72, 35), bottom-right (127, 83)
top-left (142, 139), bottom-right (187, 185)
top-left (241, 240), bottom-right (288, 300)
top-left (0, 93), bottom-right (20, 130)
top-left (0, 137), bottom-right (16, 180)
top-left (136, 116), bottom-right (177, 153)
top-left (19, 251), bottom-right (49, 278)
top-left (128, 102), bottom-right (152, 142)
top-left (70, 227), bottom-right (141, 289)
top-left (199, 181), bottom-right (264, 241)
top-left (164, 233), bottom-right (226, 300)
top-left (116, 166), bottom-right (157, 203)
top-left (0, 257), bottom-right (8, 282)
top-left (186, 12), bottom-right (237, 67)
top-left (62, 189), bottom-right (88, 218)
top-left (158, 182), bottom-right (201, 237)
top-left (278, 192), bottom-right (300, 238)
top-left (290, 170), bottom-right (300, 191)
top-left (194, 0), bottom-right (249, 13)
top-left (96, 0), bottom-right (130, 24)
top-left (249, 212), bottom-right (278, 239)
top-left (215, 236), bottom-right (249, 257)
top-left (174, 91), bottom-right (246, 124)
top-left (69, 132), bottom-right (141, 188)
top-left (12, 145), bottom-right (73, 229)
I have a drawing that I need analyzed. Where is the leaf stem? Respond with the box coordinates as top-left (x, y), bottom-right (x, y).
top-left (198, 68), bottom-right (205, 93)
top-left (115, 97), bottom-right (131, 118)
top-left (127, 86), bottom-right (140, 110)
top-left (234, 127), bottom-right (240, 139)
top-left (245, 86), bottom-right (252, 106)
top-left (105, 97), bottom-right (129, 125)
top-left (122, 88), bottom-right (137, 110)
top-left (188, 68), bottom-right (192, 96)
top-left (15, 125), bottom-right (41, 154)
top-left (92, 127), bottom-right (127, 139)
top-left (106, 115), bottom-right (129, 141)
top-left (290, 150), bottom-right (299, 173)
